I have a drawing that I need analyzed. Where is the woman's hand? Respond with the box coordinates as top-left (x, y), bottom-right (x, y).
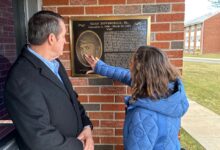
top-left (84, 54), bottom-right (99, 70)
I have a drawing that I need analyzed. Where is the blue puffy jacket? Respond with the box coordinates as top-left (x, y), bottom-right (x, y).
top-left (95, 60), bottom-right (189, 150)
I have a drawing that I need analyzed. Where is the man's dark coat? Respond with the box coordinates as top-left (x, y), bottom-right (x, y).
top-left (4, 46), bottom-right (92, 150)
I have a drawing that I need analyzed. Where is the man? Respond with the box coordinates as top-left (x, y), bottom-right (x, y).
top-left (4, 10), bottom-right (94, 150)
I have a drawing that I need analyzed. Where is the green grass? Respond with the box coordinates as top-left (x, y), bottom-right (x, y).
top-left (184, 53), bottom-right (220, 59)
top-left (180, 60), bottom-right (220, 149)
top-left (180, 128), bottom-right (205, 150)
top-left (182, 61), bottom-right (220, 115)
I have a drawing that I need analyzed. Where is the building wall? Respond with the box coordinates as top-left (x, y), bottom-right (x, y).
top-left (42, 0), bottom-right (185, 149)
top-left (0, 0), bottom-right (16, 62)
top-left (203, 13), bottom-right (220, 54)
top-left (184, 23), bottom-right (202, 53)
top-left (0, 0), bottom-right (16, 141)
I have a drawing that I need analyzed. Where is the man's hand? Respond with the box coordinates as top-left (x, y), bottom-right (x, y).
top-left (77, 127), bottom-right (94, 150)
top-left (84, 54), bottom-right (99, 70)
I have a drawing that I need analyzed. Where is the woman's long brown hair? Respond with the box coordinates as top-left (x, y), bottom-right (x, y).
top-left (130, 46), bottom-right (180, 100)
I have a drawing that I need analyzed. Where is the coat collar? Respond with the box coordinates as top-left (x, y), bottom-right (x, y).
top-left (21, 45), bottom-right (69, 97)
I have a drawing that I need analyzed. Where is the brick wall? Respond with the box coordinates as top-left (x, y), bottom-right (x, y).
top-left (43, 0), bottom-right (185, 149)
top-left (0, 0), bottom-right (16, 62)
top-left (0, 0), bottom-right (16, 140)
top-left (203, 13), bottom-right (220, 54)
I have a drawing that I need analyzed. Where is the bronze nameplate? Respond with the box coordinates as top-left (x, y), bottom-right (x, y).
top-left (70, 16), bottom-right (151, 76)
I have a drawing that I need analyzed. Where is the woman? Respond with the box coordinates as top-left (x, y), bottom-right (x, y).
top-left (85, 45), bottom-right (189, 150)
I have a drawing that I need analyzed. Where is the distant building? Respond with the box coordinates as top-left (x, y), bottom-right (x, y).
top-left (184, 11), bottom-right (220, 54)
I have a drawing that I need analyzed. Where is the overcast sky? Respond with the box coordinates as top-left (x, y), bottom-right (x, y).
top-left (185, 0), bottom-right (214, 21)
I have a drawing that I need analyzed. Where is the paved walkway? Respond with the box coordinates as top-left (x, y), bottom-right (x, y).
top-left (183, 57), bottom-right (220, 64)
top-left (182, 100), bottom-right (220, 150)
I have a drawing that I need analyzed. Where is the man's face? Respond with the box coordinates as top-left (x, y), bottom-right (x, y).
top-left (80, 43), bottom-right (95, 56)
top-left (53, 20), bottom-right (66, 57)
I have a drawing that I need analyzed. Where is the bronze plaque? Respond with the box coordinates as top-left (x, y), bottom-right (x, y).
top-left (70, 16), bottom-right (151, 76)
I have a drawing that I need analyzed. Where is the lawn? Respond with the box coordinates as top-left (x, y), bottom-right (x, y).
top-left (180, 128), bottom-right (205, 150)
top-left (184, 53), bottom-right (220, 59)
top-left (180, 60), bottom-right (220, 149)
top-left (182, 61), bottom-right (220, 115)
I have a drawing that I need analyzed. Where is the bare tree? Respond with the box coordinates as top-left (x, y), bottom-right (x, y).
top-left (209, 0), bottom-right (220, 8)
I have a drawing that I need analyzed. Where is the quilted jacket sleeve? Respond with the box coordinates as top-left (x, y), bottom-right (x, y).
top-left (123, 108), bottom-right (158, 150)
top-left (94, 60), bottom-right (132, 86)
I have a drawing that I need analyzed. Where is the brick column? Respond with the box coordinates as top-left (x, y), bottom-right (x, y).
top-left (0, 0), bottom-right (16, 139)
top-left (43, 0), bottom-right (185, 149)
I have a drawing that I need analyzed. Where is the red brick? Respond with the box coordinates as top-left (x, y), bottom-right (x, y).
top-left (89, 95), bottom-right (114, 103)
top-left (70, 78), bottom-right (88, 85)
top-left (127, 87), bottom-right (132, 94)
top-left (43, 0), bottom-right (68, 5)
top-left (156, 0), bottom-right (184, 2)
top-left (151, 23), bottom-right (170, 32)
top-left (116, 145), bottom-right (124, 150)
top-left (149, 14), bottom-right (156, 23)
top-left (101, 87), bottom-right (126, 94)
top-left (156, 32), bottom-right (184, 41)
top-left (115, 129), bottom-right (123, 136)
top-left (78, 95), bottom-right (88, 102)
top-left (93, 128), bottom-right (114, 136)
top-left (151, 42), bottom-right (170, 49)
top-left (115, 95), bottom-right (125, 103)
top-left (65, 25), bottom-right (70, 33)
top-left (100, 137), bottom-right (123, 144)
top-left (157, 13), bottom-right (184, 22)
top-left (93, 137), bottom-right (100, 143)
top-left (59, 52), bottom-right (70, 60)
top-left (101, 104), bottom-right (125, 111)
top-left (171, 23), bottom-right (184, 31)
top-left (91, 120), bottom-right (100, 127)
top-left (58, 7), bottom-right (84, 15)
top-left (75, 87), bottom-right (99, 94)
top-left (113, 81), bottom-right (125, 85)
top-left (203, 13), bottom-right (220, 53)
top-left (65, 34), bottom-right (70, 42)
top-left (63, 16), bottom-right (70, 24)
top-left (165, 50), bottom-right (183, 58)
top-left (101, 120), bottom-right (124, 128)
top-left (172, 3), bottom-right (185, 12)
top-left (99, 0), bottom-right (125, 4)
top-left (127, 0), bottom-right (155, 4)
top-left (86, 6), bottom-right (112, 14)
top-left (115, 112), bottom-right (125, 119)
top-left (88, 112), bottom-right (114, 119)
top-left (42, 7), bottom-right (57, 12)
top-left (70, 0), bottom-right (97, 5)
top-left (63, 44), bottom-right (70, 52)
top-left (170, 59), bottom-right (183, 67)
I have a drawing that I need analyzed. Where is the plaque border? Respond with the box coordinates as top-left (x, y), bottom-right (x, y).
top-left (69, 16), bottom-right (151, 77)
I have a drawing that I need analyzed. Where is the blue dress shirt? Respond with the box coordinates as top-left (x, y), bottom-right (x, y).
top-left (27, 47), bottom-right (63, 82)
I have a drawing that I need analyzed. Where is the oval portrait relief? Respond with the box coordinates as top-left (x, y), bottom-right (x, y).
top-left (76, 30), bottom-right (102, 67)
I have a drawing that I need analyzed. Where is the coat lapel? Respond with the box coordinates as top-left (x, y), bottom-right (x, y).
top-left (21, 46), bottom-right (69, 97)
top-left (58, 60), bottom-right (83, 132)
top-left (40, 68), bottom-right (69, 97)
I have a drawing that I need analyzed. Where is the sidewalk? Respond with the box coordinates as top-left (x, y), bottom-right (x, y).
top-left (183, 57), bottom-right (220, 64)
top-left (182, 100), bottom-right (220, 150)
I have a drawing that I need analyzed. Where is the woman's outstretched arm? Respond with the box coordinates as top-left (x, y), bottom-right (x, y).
top-left (84, 54), bottom-right (132, 86)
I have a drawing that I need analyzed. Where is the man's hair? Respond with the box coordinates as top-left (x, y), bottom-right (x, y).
top-left (130, 46), bottom-right (180, 100)
top-left (28, 10), bottom-right (64, 45)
